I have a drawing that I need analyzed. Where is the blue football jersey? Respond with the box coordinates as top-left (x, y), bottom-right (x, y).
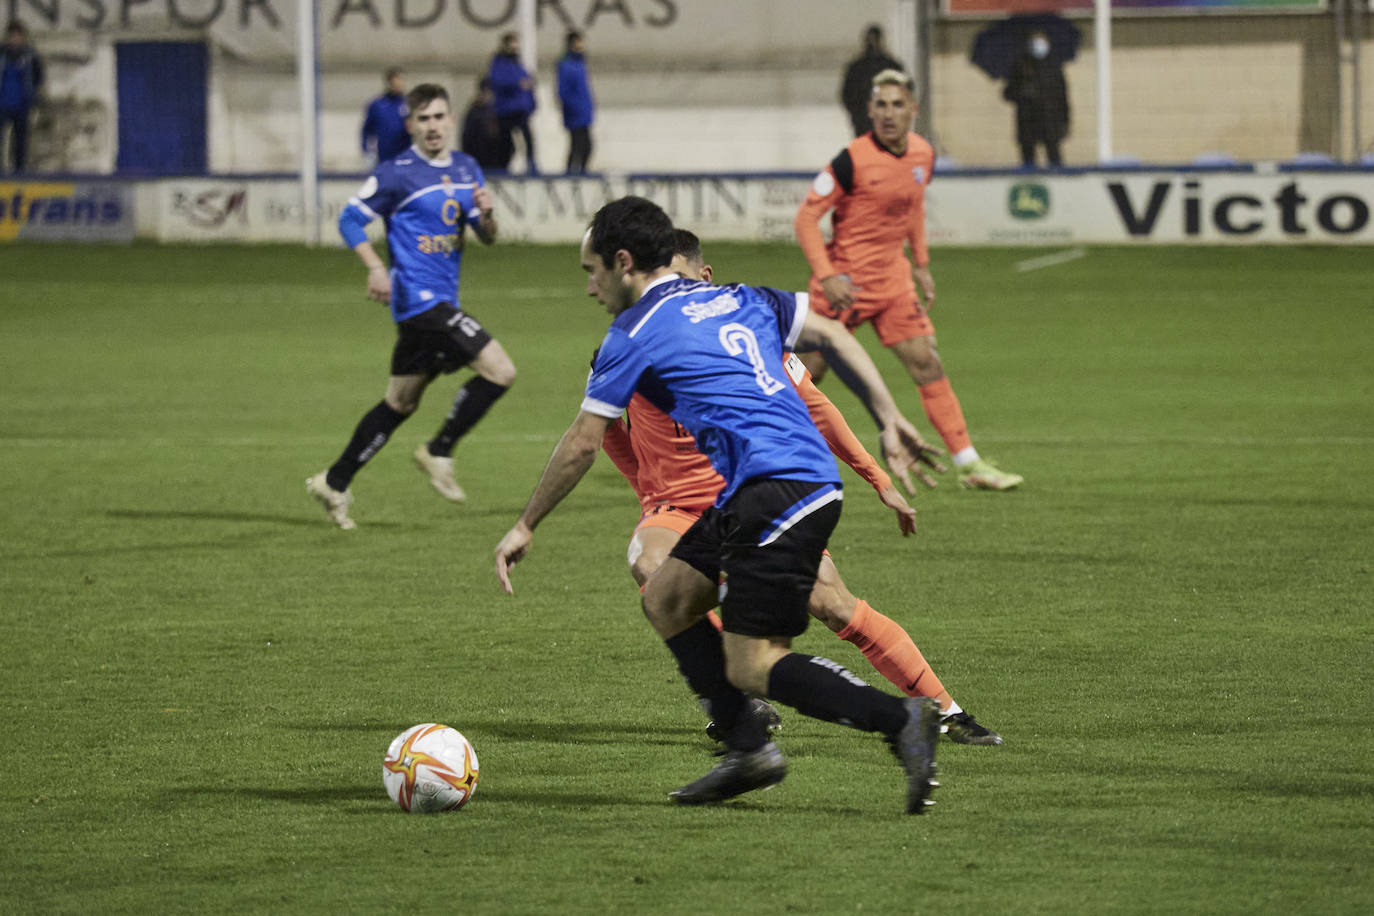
top-left (582, 276), bottom-right (840, 506)
top-left (338, 147), bottom-right (486, 322)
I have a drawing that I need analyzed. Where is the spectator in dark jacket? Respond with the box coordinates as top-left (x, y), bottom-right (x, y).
top-left (361, 67), bottom-right (409, 164)
top-left (1002, 30), bottom-right (1069, 168)
top-left (556, 31), bottom-right (594, 174)
top-left (461, 78), bottom-right (505, 170)
top-left (1, 20), bottom-right (43, 173)
top-left (840, 25), bottom-right (902, 137)
top-left (486, 32), bottom-right (537, 174)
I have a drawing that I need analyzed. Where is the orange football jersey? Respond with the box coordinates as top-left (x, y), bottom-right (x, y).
top-left (795, 132), bottom-right (934, 300)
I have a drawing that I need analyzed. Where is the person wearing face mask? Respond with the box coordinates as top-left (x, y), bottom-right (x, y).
top-left (1002, 29), bottom-right (1069, 168)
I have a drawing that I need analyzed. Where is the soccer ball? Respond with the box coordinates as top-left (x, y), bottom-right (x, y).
top-left (382, 723), bottom-right (480, 813)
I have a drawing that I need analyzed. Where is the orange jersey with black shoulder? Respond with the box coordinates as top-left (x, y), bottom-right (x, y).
top-left (600, 354), bottom-right (891, 513)
top-left (795, 132), bottom-right (934, 300)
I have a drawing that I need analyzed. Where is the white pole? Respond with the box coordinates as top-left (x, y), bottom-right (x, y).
top-left (518, 0), bottom-right (536, 79)
top-left (296, 0), bottom-right (320, 246)
top-left (1094, 0), bottom-right (1112, 163)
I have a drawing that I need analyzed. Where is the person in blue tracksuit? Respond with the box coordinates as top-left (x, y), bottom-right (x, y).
top-left (556, 31), bottom-right (594, 174)
top-left (485, 32), bottom-right (537, 174)
top-left (361, 67), bottom-right (409, 165)
top-left (0, 20), bottom-right (43, 173)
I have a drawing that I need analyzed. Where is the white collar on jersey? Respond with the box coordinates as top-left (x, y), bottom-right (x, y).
top-left (408, 144), bottom-right (453, 167)
top-left (641, 272), bottom-right (682, 296)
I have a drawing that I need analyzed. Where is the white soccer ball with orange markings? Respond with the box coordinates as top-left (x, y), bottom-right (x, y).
top-left (382, 723), bottom-right (480, 813)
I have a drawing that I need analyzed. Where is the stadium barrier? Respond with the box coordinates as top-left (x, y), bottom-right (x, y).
top-left (5, 168), bottom-right (1373, 245)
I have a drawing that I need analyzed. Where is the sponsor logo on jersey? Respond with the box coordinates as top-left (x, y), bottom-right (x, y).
top-left (681, 292), bottom-right (740, 323)
top-left (1009, 183), bottom-right (1050, 220)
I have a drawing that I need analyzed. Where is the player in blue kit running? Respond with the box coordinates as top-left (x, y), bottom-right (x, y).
top-left (307, 83), bottom-right (515, 529)
top-left (494, 197), bottom-right (942, 814)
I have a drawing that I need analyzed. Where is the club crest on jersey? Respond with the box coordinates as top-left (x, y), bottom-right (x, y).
top-left (682, 292), bottom-right (741, 324)
top-left (441, 175), bottom-right (454, 196)
top-left (913, 166), bottom-right (927, 185)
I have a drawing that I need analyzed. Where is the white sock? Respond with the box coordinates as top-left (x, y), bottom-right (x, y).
top-left (942, 700), bottom-right (963, 718)
top-left (952, 447), bottom-right (980, 468)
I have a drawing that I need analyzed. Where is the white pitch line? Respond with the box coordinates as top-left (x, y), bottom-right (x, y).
top-left (1016, 247), bottom-right (1087, 273)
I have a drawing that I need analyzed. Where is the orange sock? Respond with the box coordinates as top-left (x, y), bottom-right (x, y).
top-left (917, 377), bottom-right (973, 456)
top-left (836, 599), bottom-right (953, 711)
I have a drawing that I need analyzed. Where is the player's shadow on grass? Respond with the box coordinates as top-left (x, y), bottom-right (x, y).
top-left (107, 509), bottom-right (405, 530)
top-left (285, 719), bottom-right (705, 747)
top-left (465, 719), bottom-right (706, 747)
top-left (168, 785), bottom-right (388, 807)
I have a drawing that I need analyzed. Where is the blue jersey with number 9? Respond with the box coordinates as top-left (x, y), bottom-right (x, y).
top-left (582, 275), bottom-right (839, 506)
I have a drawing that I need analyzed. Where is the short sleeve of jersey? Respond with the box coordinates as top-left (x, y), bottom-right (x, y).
top-left (350, 166), bottom-right (402, 221)
top-left (750, 286), bottom-right (809, 350)
top-left (830, 149), bottom-right (855, 194)
top-left (582, 328), bottom-right (650, 418)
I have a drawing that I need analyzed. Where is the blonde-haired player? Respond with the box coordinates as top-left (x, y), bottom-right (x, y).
top-left (796, 69), bottom-right (1023, 490)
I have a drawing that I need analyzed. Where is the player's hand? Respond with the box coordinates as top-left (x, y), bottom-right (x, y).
top-left (366, 264), bottom-right (391, 304)
top-left (473, 186), bottom-right (494, 216)
top-left (820, 274), bottom-right (859, 311)
top-left (877, 484), bottom-right (917, 537)
top-left (912, 265), bottom-right (935, 309)
top-left (879, 418), bottom-right (946, 493)
top-left (494, 522), bottom-right (533, 595)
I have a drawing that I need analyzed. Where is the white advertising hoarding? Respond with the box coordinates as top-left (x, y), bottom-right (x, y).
top-left (140, 171), bottom-right (1374, 246)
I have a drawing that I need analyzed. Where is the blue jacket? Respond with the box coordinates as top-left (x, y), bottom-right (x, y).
top-left (361, 92), bottom-right (409, 162)
top-left (556, 52), bottom-right (594, 130)
top-left (0, 47), bottom-right (43, 112)
top-left (487, 53), bottom-right (535, 118)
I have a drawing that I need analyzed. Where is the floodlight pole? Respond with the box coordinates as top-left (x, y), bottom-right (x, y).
top-left (1094, 0), bottom-right (1112, 163)
top-left (518, 0), bottom-right (536, 89)
top-left (1352, 0), bottom-right (1363, 160)
top-left (297, 0), bottom-right (321, 247)
top-left (903, 0), bottom-right (933, 143)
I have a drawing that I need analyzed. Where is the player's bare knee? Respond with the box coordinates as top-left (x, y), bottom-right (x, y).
top-left (629, 556), bottom-right (655, 589)
top-left (384, 395), bottom-right (419, 415)
top-left (807, 593), bottom-right (847, 633)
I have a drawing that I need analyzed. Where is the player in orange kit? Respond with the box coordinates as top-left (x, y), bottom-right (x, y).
top-left (795, 69), bottom-right (1023, 491)
top-left (601, 229), bottom-right (1001, 745)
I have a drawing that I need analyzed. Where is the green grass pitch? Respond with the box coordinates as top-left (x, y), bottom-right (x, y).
top-left (1, 240), bottom-right (1371, 913)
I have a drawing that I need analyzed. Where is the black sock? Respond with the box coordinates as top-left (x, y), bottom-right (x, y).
top-left (662, 620), bottom-right (764, 752)
top-left (326, 400), bottom-right (408, 491)
top-left (767, 653), bottom-right (907, 735)
top-left (428, 377), bottom-right (509, 457)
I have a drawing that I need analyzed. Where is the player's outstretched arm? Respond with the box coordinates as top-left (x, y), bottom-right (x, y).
top-left (495, 409), bottom-right (612, 594)
top-left (794, 312), bottom-right (945, 492)
top-left (877, 484), bottom-right (917, 536)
